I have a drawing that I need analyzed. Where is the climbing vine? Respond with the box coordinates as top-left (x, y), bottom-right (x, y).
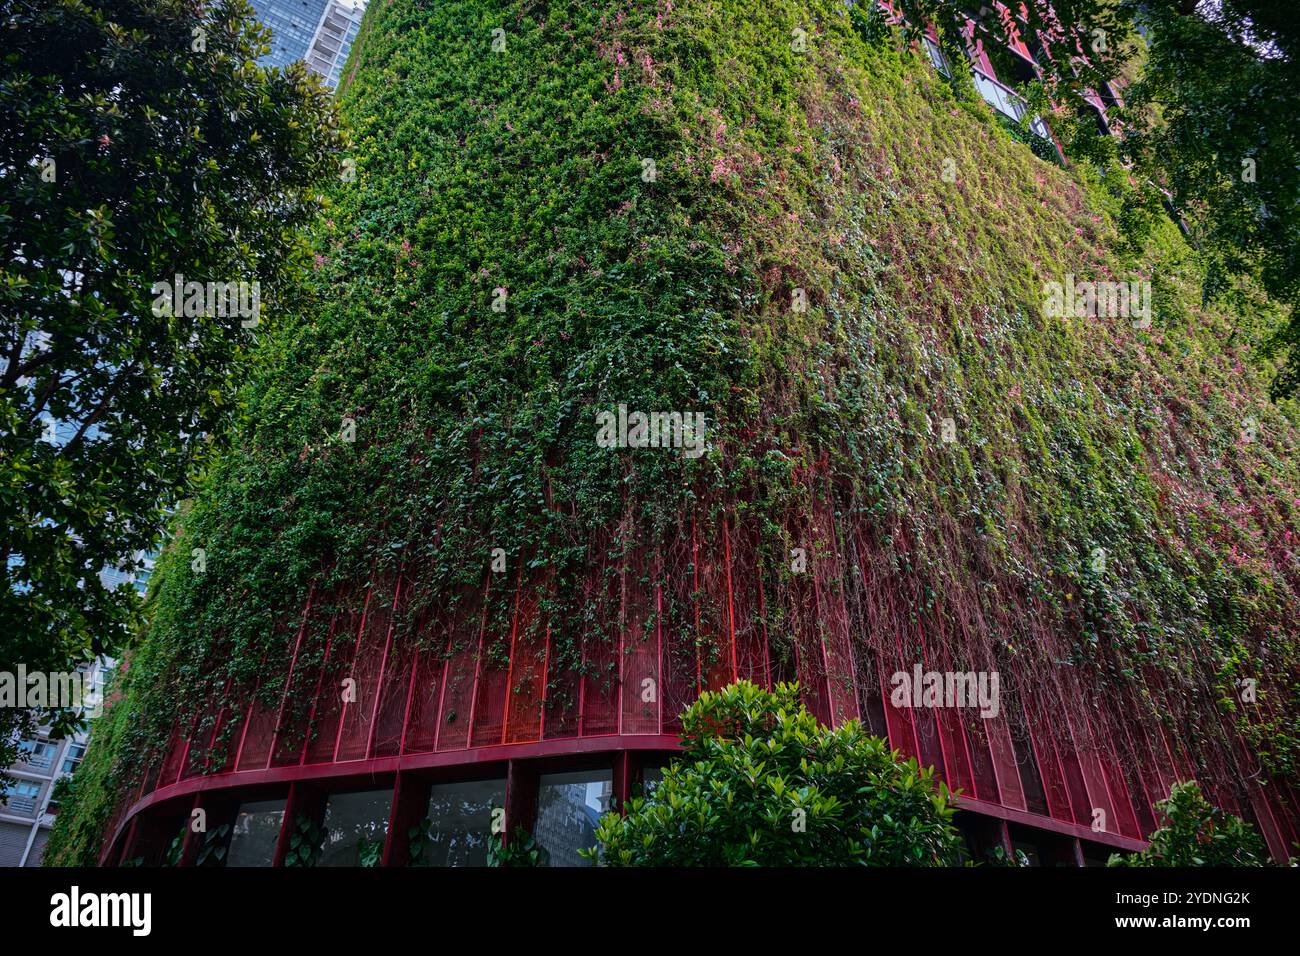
top-left (48, 0), bottom-right (1300, 865)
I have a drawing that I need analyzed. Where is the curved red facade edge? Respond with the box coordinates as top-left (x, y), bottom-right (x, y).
top-left (100, 522), bottom-right (1300, 864)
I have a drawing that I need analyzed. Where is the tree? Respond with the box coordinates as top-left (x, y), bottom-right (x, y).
top-left (1107, 780), bottom-right (1271, 866)
top-left (586, 682), bottom-right (964, 866)
top-left (885, 1), bottom-right (1299, 397)
top-left (1122, 2), bottom-right (1300, 398)
top-left (0, 0), bottom-right (344, 770)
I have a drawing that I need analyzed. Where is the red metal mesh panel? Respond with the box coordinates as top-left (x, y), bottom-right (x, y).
top-left (156, 726), bottom-right (186, 789)
top-left (1051, 709), bottom-right (1096, 828)
top-left (204, 702), bottom-right (242, 774)
top-left (787, 543), bottom-right (831, 725)
top-left (934, 706), bottom-right (975, 798)
top-left (1115, 690), bottom-right (1168, 831)
top-left (1072, 743), bottom-right (1118, 835)
top-left (402, 640), bottom-right (447, 754)
top-left (659, 533), bottom-right (698, 734)
top-left (236, 699), bottom-right (278, 772)
top-left (1098, 745), bottom-right (1142, 839)
top-left (579, 616), bottom-right (618, 738)
top-left (1076, 704), bottom-right (1137, 838)
top-left (695, 514), bottom-right (735, 693)
top-left (728, 521), bottom-right (770, 688)
top-left (1245, 781), bottom-right (1289, 860)
top-left (1020, 690), bottom-right (1075, 824)
top-left (852, 645), bottom-right (891, 741)
top-left (303, 605), bottom-right (361, 764)
top-left (336, 575), bottom-right (399, 761)
top-left (906, 676), bottom-right (948, 783)
top-left (619, 546), bottom-right (659, 735)
top-left (370, 632), bottom-right (415, 758)
top-left (813, 506), bottom-right (859, 726)
top-left (1142, 662), bottom-right (1198, 785)
top-left (503, 585), bottom-right (546, 744)
top-left (920, 631), bottom-right (974, 798)
top-left (372, 571), bottom-right (425, 757)
top-left (960, 713), bottom-right (1000, 804)
top-left (983, 709), bottom-right (1027, 810)
top-left (879, 642), bottom-right (920, 762)
top-left (271, 601), bottom-right (335, 768)
top-left (542, 619), bottom-right (582, 740)
top-left (181, 700), bottom-right (224, 779)
top-left (1004, 683), bottom-right (1050, 816)
top-left (435, 584), bottom-right (485, 752)
top-left (398, 598), bottom-right (450, 754)
top-left (571, 534), bottom-right (618, 736)
top-left (469, 578), bottom-right (516, 748)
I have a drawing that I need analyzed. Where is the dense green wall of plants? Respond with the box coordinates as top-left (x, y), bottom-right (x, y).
top-left (47, 0), bottom-right (1300, 864)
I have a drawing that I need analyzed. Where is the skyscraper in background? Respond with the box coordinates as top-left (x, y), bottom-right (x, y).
top-left (0, 655), bottom-right (117, 866)
top-left (250, 0), bottom-right (367, 89)
top-left (303, 0), bottom-right (368, 89)
top-left (2, 0), bottom-right (365, 869)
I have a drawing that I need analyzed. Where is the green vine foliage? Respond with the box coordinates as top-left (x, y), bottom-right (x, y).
top-left (1107, 781), bottom-right (1272, 866)
top-left (284, 813), bottom-right (326, 867)
top-left (161, 824), bottom-right (186, 867)
top-left (195, 823), bottom-right (231, 867)
top-left (487, 826), bottom-right (550, 868)
top-left (587, 681), bottom-right (963, 866)
top-left (405, 819), bottom-right (434, 867)
top-left (357, 834), bottom-right (383, 867)
top-left (49, 0), bottom-right (1300, 864)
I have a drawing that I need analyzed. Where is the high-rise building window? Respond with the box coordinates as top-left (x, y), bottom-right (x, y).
top-left (7, 779), bottom-right (43, 814)
top-left (19, 740), bottom-right (56, 770)
top-left (61, 743), bottom-right (86, 775)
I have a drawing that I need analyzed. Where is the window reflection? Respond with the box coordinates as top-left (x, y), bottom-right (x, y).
top-left (420, 779), bottom-right (506, 867)
top-left (319, 789), bottom-right (392, 867)
top-left (534, 770), bottom-right (613, 867)
top-left (226, 798), bottom-right (286, 867)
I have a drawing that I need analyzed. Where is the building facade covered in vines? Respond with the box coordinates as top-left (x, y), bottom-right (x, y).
top-left (47, 0), bottom-right (1300, 866)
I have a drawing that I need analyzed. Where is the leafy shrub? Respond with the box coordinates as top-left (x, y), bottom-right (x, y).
top-left (587, 681), bottom-right (963, 866)
top-left (1108, 781), bottom-right (1270, 867)
top-left (487, 827), bottom-right (549, 867)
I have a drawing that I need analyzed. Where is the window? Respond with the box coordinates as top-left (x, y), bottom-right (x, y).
top-left (20, 740), bottom-right (55, 770)
top-left (61, 743), bottom-right (86, 775)
top-left (318, 789), bottom-right (392, 867)
top-left (640, 765), bottom-right (664, 797)
top-left (7, 779), bottom-right (42, 813)
top-left (923, 38), bottom-right (951, 76)
top-left (225, 798), bottom-right (286, 867)
top-left (533, 770), bottom-right (613, 867)
top-left (419, 778), bottom-right (506, 867)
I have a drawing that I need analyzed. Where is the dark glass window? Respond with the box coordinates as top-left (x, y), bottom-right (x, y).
top-left (419, 778), bottom-right (506, 867)
top-left (534, 769), bottom-right (613, 867)
top-left (319, 789), bottom-right (392, 867)
top-left (226, 798), bottom-right (286, 867)
top-left (640, 765), bottom-right (664, 797)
